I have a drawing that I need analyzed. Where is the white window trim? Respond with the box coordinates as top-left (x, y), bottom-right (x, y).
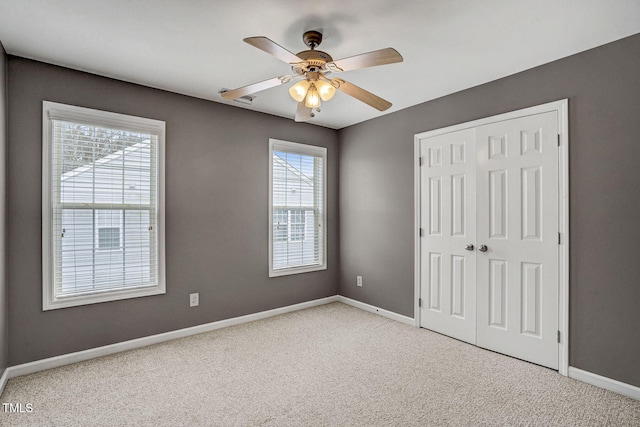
top-left (42, 101), bottom-right (166, 310)
top-left (269, 139), bottom-right (327, 277)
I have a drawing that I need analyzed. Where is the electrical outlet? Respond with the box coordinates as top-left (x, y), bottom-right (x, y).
top-left (190, 293), bottom-right (199, 307)
top-left (357, 276), bottom-right (363, 287)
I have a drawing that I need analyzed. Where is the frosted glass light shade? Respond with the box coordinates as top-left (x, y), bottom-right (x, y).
top-left (315, 80), bottom-right (336, 101)
top-left (304, 84), bottom-right (321, 109)
top-left (289, 80), bottom-right (310, 102)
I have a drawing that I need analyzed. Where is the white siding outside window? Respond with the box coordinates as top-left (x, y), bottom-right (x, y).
top-left (42, 101), bottom-right (165, 310)
top-left (269, 139), bottom-right (327, 277)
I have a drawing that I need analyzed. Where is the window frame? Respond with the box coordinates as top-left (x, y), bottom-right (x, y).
top-left (42, 101), bottom-right (166, 310)
top-left (268, 139), bottom-right (327, 277)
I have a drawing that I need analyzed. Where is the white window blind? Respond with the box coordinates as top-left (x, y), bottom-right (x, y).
top-left (269, 139), bottom-right (327, 277)
top-left (42, 101), bottom-right (165, 310)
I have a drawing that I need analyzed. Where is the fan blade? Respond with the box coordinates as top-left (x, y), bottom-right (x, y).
top-left (326, 48), bottom-right (403, 72)
top-left (220, 77), bottom-right (285, 100)
top-left (333, 78), bottom-right (392, 111)
top-left (244, 36), bottom-right (303, 64)
top-left (295, 102), bottom-right (313, 122)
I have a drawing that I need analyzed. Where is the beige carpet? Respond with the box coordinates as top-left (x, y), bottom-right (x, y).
top-left (1, 302), bottom-right (639, 426)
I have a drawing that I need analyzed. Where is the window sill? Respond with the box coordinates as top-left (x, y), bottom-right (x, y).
top-left (43, 284), bottom-right (165, 311)
top-left (269, 264), bottom-right (327, 278)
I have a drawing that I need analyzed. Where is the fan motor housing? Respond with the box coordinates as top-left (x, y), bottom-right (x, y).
top-left (296, 50), bottom-right (333, 63)
top-left (293, 50), bottom-right (334, 75)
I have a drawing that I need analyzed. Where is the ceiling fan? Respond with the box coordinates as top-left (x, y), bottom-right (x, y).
top-left (220, 30), bottom-right (403, 122)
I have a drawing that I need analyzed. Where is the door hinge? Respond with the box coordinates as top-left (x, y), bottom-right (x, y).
top-left (419, 298), bottom-right (423, 307)
top-left (557, 134), bottom-right (561, 146)
top-left (419, 156), bottom-right (424, 166)
top-left (557, 330), bottom-right (561, 343)
top-left (558, 232), bottom-right (561, 245)
top-left (419, 228), bottom-right (424, 237)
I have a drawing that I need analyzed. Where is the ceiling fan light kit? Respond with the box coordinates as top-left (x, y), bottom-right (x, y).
top-left (304, 83), bottom-right (321, 109)
top-left (290, 78), bottom-right (336, 109)
top-left (221, 30), bottom-right (403, 122)
top-left (289, 79), bottom-right (310, 102)
top-left (315, 80), bottom-right (336, 101)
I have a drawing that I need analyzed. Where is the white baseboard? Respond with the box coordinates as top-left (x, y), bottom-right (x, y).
top-left (0, 367), bottom-right (8, 394)
top-left (4, 296), bottom-right (638, 403)
top-left (3, 296), bottom-right (339, 382)
top-left (569, 367), bottom-right (640, 400)
top-left (337, 296), bottom-right (414, 326)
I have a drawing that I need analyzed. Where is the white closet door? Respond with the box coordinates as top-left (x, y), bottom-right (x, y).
top-left (419, 128), bottom-right (477, 344)
top-left (475, 111), bottom-right (559, 369)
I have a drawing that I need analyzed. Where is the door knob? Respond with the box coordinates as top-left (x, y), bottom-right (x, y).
top-left (464, 244), bottom-right (474, 251)
top-left (478, 244), bottom-right (488, 252)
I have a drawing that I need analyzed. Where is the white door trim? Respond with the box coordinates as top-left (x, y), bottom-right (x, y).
top-left (414, 99), bottom-right (569, 376)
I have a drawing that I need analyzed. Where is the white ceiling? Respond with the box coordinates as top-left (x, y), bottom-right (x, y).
top-left (1, 1), bottom-right (639, 129)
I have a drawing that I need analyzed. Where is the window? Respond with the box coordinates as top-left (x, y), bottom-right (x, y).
top-left (96, 209), bottom-right (123, 251)
top-left (273, 208), bottom-right (306, 242)
top-left (42, 101), bottom-right (165, 310)
top-left (274, 209), bottom-right (289, 242)
top-left (289, 209), bottom-right (306, 242)
top-left (98, 227), bottom-right (121, 250)
top-left (269, 139), bottom-right (326, 276)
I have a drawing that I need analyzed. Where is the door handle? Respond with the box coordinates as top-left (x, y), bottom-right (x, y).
top-left (464, 244), bottom-right (474, 251)
top-left (478, 244), bottom-right (488, 252)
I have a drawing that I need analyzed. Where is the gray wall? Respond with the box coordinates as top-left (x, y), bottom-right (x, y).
top-left (7, 57), bottom-right (339, 365)
top-left (338, 33), bottom-right (640, 388)
top-left (0, 42), bottom-right (7, 378)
